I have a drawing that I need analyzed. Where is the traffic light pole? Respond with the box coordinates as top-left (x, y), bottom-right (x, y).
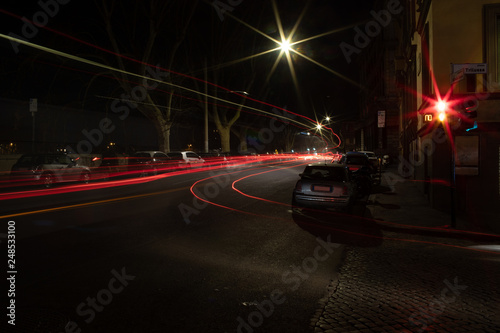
top-left (450, 137), bottom-right (456, 228)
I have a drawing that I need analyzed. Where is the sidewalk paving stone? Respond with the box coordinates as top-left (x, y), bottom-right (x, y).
top-left (310, 166), bottom-right (500, 332)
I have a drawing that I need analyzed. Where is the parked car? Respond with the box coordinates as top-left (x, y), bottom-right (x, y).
top-left (93, 151), bottom-right (128, 180)
top-left (10, 153), bottom-right (91, 188)
top-left (340, 152), bottom-right (373, 172)
top-left (358, 150), bottom-right (379, 169)
top-left (129, 151), bottom-right (171, 176)
top-left (292, 163), bottom-right (356, 211)
top-left (167, 151), bottom-right (205, 168)
top-left (339, 152), bottom-right (374, 196)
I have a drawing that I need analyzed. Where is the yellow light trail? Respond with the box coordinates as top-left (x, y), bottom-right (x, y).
top-left (0, 33), bottom-right (314, 129)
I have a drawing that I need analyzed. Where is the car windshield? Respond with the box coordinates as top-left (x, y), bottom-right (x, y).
top-left (16, 154), bottom-right (68, 165)
top-left (15, 155), bottom-right (39, 166)
top-left (302, 166), bottom-right (347, 181)
top-left (134, 153), bottom-right (150, 158)
top-left (346, 156), bottom-right (367, 165)
top-left (167, 152), bottom-right (183, 159)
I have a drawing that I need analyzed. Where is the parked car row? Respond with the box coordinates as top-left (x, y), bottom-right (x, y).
top-left (8, 150), bottom-right (272, 189)
top-left (126, 151), bottom-right (205, 177)
top-left (9, 150), bottom-right (208, 188)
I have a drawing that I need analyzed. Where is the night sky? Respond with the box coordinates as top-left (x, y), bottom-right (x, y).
top-left (0, 0), bottom-right (375, 151)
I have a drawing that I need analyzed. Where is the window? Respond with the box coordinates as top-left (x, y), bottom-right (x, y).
top-left (421, 23), bottom-right (431, 97)
top-left (484, 4), bottom-right (500, 90)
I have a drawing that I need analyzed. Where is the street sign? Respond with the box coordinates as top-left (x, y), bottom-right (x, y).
top-left (29, 98), bottom-right (37, 112)
top-left (451, 68), bottom-right (464, 84)
top-left (377, 110), bottom-right (386, 128)
top-left (451, 63), bottom-right (487, 75)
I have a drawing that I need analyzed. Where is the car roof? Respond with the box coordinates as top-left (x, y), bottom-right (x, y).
top-left (346, 151), bottom-right (368, 155)
top-left (135, 151), bottom-right (166, 154)
top-left (306, 162), bottom-right (347, 168)
top-left (20, 153), bottom-right (66, 156)
top-left (358, 151), bottom-right (376, 156)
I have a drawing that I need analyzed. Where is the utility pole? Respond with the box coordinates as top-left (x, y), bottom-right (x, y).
top-left (30, 98), bottom-right (37, 152)
top-left (204, 59), bottom-right (209, 153)
top-left (450, 140), bottom-right (456, 228)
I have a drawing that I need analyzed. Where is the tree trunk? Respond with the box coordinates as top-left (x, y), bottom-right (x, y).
top-left (154, 118), bottom-right (172, 152)
top-left (219, 127), bottom-right (231, 153)
top-left (238, 135), bottom-right (248, 152)
top-left (231, 126), bottom-right (248, 153)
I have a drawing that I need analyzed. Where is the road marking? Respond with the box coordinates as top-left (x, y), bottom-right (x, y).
top-left (0, 186), bottom-right (189, 219)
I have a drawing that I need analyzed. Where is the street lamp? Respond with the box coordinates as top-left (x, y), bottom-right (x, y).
top-left (436, 100), bottom-right (448, 122)
top-left (279, 38), bottom-right (292, 53)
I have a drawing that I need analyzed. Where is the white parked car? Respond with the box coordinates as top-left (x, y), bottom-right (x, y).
top-left (167, 151), bottom-right (205, 168)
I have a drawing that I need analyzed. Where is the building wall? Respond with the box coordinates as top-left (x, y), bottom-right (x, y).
top-left (413, 0), bottom-right (500, 231)
top-left (432, 0), bottom-right (491, 97)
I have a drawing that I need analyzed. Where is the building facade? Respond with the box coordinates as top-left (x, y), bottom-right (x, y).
top-left (359, 0), bottom-right (500, 232)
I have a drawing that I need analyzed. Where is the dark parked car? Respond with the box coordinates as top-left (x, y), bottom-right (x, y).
top-left (292, 163), bottom-right (356, 211)
top-left (129, 151), bottom-right (171, 176)
top-left (339, 152), bottom-right (374, 196)
top-left (10, 153), bottom-right (91, 188)
top-left (340, 152), bottom-right (373, 172)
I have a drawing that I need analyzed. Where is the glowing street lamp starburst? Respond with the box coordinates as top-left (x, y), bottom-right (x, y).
top-left (207, 0), bottom-right (363, 90)
top-left (279, 38), bottom-right (292, 53)
top-left (436, 101), bottom-right (447, 112)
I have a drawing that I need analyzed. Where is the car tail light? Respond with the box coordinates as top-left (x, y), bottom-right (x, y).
top-left (295, 181), bottom-right (302, 192)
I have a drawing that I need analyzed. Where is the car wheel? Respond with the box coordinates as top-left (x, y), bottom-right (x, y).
top-left (80, 171), bottom-right (91, 184)
top-left (41, 172), bottom-right (54, 188)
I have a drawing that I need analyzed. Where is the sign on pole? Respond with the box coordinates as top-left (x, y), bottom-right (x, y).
top-left (29, 98), bottom-right (38, 113)
top-left (378, 111), bottom-right (386, 128)
top-left (451, 63), bottom-right (487, 84)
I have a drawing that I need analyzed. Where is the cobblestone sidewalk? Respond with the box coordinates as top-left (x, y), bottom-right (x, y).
top-left (310, 229), bottom-right (500, 333)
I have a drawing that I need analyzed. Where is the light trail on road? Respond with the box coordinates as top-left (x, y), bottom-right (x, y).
top-left (189, 159), bottom-right (305, 220)
top-left (225, 164), bottom-right (500, 255)
top-left (0, 186), bottom-right (190, 220)
top-left (230, 164), bottom-right (500, 240)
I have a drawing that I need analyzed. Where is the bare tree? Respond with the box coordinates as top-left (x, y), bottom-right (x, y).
top-left (94, 0), bottom-right (198, 152)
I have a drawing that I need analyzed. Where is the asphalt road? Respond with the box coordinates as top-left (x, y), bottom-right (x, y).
top-left (1, 160), bottom-right (365, 333)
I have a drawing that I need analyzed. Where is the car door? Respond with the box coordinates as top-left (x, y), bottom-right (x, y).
top-left (153, 152), bottom-right (169, 172)
top-left (58, 155), bottom-right (80, 182)
top-left (186, 152), bottom-right (203, 165)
